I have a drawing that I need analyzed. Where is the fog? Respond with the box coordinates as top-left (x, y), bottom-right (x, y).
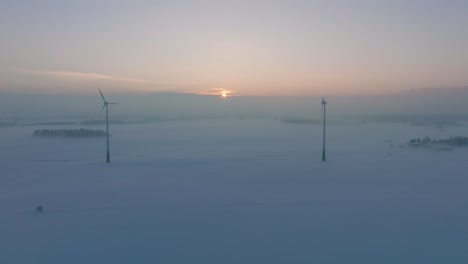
top-left (2, 87), bottom-right (468, 123)
top-left (1, 88), bottom-right (468, 263)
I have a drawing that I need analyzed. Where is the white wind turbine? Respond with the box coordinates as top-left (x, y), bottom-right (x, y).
top-left (99, 89), bottom-right (118, 163)
top-left (321, 97), bottom-right (327, 162)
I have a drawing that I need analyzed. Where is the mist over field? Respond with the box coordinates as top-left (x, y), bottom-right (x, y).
top-left (1, 87), bottom-right (468, 263)
top-left (2, 87), bottom-right (468, 122)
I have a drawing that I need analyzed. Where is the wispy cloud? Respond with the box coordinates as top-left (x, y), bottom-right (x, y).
top-left (10, 67), bottom-right (237, 96)
top-left (193, 88), bottom-right (235, 96)
top-left (11, 67), bottom-right (190, 86)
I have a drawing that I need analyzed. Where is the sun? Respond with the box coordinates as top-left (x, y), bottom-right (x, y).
top-left (221, 92), bottom-right (227, 98)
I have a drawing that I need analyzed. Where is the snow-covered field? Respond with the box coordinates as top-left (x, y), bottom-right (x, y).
top-left (1, 119), bottom-right (467, 263)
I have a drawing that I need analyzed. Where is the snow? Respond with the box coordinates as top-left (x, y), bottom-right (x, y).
top-left (1, 119), bottom-right (468, 263)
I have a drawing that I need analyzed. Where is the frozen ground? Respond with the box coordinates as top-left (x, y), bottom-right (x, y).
top-left (1, 119), bottom-right (467, 263)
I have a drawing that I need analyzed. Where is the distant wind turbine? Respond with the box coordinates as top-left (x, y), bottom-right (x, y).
top-left (99, 89), bottom-right (118, 163)
top-left (321, 97), bottom-right (327, 162)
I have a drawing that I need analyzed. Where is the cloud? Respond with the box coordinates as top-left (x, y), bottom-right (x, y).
top-left (10, 67), bottom-right (193, 87)
top-left (193, 88), bottom-right (235, 96)
top-left (10, 67), bottom-right (236, 96)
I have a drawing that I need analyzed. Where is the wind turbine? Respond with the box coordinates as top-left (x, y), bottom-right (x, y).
top-left (321, 97), bottom-right (327, 162)
top-left (99, 89), bottom-right (117, 163)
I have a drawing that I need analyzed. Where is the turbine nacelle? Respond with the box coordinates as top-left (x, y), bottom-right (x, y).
top-left (99, 89), bottom-right (118, 112)
top-left (321, 97), bottom-right (327, 115)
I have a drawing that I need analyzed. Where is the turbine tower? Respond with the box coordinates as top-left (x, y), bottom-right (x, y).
top-left (321, 97), bottom-right (327, 162)
top-left (99, 89), bottom-right (117, 163)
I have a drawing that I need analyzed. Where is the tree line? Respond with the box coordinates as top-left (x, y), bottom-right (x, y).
top-left (408, 136), bottom-right (468, 147)
top-left (34, 129), bottom-right (108, 138)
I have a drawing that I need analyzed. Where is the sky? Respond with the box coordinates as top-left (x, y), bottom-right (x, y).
top-left (1, 0), bottom-right (467, 96)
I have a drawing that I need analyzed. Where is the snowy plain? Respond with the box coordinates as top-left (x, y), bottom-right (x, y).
top-left (1, 119), bottom-right (468, 263)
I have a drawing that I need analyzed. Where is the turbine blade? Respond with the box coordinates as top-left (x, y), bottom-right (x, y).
top-left (100, 104), bottom-right (106, 113)
top-left (108, 102), bottom-right (119, 105)
top-left (98, 89), bottom-right (106, 102)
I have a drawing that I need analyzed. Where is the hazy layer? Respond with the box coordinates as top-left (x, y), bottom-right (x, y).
top-left (1, 87), bottom-right (468, 122)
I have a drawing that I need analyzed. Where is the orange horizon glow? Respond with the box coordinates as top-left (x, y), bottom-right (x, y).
top-left (8, 66), bottom-right (467, 97)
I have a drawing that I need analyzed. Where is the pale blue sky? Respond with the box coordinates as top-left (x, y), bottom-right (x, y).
top-left (1, 0), bottom-right (467, 95)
